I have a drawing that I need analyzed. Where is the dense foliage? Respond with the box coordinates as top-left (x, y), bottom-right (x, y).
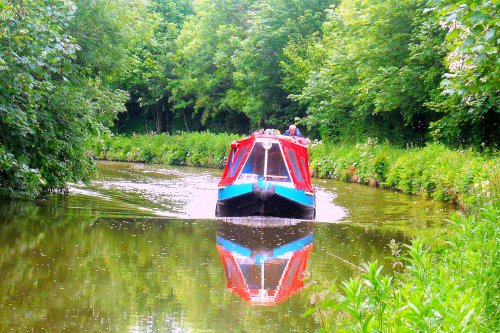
top-left (0, 0), bottom-right (152, 197)
top-left (114, 0), bottom-right (498, 147)
top-left (428, 0), bottom-right (499, 146)
top-left (1, 1), bottom-right (82, 197)
top-left (114, 0), bottom-right (195, 134)
top-left (307, 179), bottom-right (498, 332)
top-left (288, 0), bottom-right (448, 142)
top-left (311, 138), bottom-right (498, 208)
top-left (95, 132), bottom-right (240, 168)
top-left (1, 0), bottom-right (498, 196)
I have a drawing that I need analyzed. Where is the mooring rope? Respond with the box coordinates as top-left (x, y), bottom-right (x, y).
top-left (325, 250), bottom-right (366, 272)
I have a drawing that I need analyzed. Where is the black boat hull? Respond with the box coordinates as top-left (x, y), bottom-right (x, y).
top-left (215, 192), bottom-right (316, 220)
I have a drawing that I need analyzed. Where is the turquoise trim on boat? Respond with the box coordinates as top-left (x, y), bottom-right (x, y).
top-left (217, 183), bottom-right (253, 200)
top-left (274, 184), bottom-right (314, 206)
top-left (218, 181), bottom-right (314, 207)
top-left (216, 236), bottom-right (252, 257)
top-left (217, 234), bottom-right (313, 265)
top-left (273, 234), bottom-right (313, 258)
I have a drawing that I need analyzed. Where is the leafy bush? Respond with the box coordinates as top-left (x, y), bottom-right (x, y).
top-left (0, 1), bottom-right (133, 199)
top-left (310, 139), bottom-right (498, 208)
top-left (308, 186), bottom-right (499, 332)
top-left (96, 132), bottom-right (240, 169)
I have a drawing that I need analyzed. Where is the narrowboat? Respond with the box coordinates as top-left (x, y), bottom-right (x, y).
top-left (215, 133), bottom-right (316, 219)
top-left (216, 219), bottom-right (314, 305)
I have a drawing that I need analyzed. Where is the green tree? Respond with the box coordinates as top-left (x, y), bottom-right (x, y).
top-left (114, 0), bottom-right (194, 134)
top-left (428, 0), bottom-right (499, 146)
top-left (229, 0), bottom-right (332, 129)
top-left (0, 0), bottom-right (148, 198)
top-left (0, 0), bottom-right (84, 197)
top-left (170, 0), bottom-right (333, 132)
top-left (170, 0), bottom-right (253, 133)
top-left (290, 0), bottom-right (447, 143)
top-left (68, 0), bottom-right (152, 80)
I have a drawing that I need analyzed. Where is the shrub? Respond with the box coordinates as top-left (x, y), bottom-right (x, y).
top-left (308, 196), bottom-right (499, 332)
top-left (95, 132), bottom-right (240, 169)
top-left (311, 139), bottom-right (498, 208)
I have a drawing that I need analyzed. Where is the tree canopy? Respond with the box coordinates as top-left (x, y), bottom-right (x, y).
top-left (118, 0), bottom-right (497, 145)
top-left (0, 0), bottom-right (150, 197)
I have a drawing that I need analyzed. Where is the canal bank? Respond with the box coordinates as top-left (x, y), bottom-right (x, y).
top-left (95, 133), bottom-right (498, 209)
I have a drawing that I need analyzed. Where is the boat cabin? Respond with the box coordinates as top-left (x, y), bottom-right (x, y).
top-left (219, 135), bottom-right (314, 192)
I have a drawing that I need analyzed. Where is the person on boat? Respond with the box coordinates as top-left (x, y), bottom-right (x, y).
top-left (264, 128), bottom-right (280, 136)
top-left (253, 128), bottom-right (265, 136)
top-left (284, 125), bottom-right (303, 137)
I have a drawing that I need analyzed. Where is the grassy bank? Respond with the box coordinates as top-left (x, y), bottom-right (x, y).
top-left (96, 133), bottom-right (498, 209)
top-left (307, 183), bottom-right (498, 332)
top-left (310, 138), bottom-right (498, 209)
top-left (306, 139), bottom-right (499, 331)
top-left (94, 132), bottom-right (240, 168)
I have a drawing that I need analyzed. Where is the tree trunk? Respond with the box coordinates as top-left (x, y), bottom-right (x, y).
top-left (181, 109), bottom-right (190, 132)
top-left (155, 103), bottom-right (163, 133)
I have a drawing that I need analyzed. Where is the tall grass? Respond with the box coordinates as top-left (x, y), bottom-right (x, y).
top-left (307, 177), bottom-right (499, 332)
top-left (310, 138), bottom-right (498, 209)
top-left (310, 138), bottom-right (402, 184)
top-left (93, 132), bottom-right (240, 168)
top-left (307, 141), bottom-right (498, 332)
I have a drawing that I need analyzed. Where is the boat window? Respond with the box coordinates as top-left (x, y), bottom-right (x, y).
top-left (229, 147), bottom-right (248, 177)
top-left (242, 143), bottom-right (264, 175)
top-left (239, 260), bottom-right (287, 290)
top-left (227, 148), bottom-right (236, 171)
top-left (226, 260), bottom-right (243, 287)
top-left (282, 257), bottom-right (301, 291)
top-left (266, 144), bottom-right (290, 182)
top-left (264, 260), bottom-right (288, 289)
top-left (241, 142), bottom-right (290, 182)
top-left (300, 157), bottom-right (309, 181)
top-left (287, 150), bottom-right (304, 182)
top-left (239, 263), bottom-right (260, 289)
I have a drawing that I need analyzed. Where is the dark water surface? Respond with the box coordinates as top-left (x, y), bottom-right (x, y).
top-left (0, 161), bottom-right (453, 332)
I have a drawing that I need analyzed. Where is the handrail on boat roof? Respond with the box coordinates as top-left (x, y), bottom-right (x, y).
top-left (253, 134), bottom-right (308, 146)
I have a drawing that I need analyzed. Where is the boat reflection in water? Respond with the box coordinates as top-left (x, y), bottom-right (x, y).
top-left (216, 218), bottom-right (314, 306)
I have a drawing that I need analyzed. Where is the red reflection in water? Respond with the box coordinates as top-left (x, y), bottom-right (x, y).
top-left (216, 219), bottom-right (313, 306)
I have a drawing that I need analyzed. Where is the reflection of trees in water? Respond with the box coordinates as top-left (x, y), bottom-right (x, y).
top-left (311, 223), bottom-right (410, 278)
top-left (0, 200), bottom-right (98, 263)
top-left (0, 199), bottom-right (411, 333)
top-left (0, 211), bottom-right (317, 332)
top-left (325, 179), bottom-right (453, 226)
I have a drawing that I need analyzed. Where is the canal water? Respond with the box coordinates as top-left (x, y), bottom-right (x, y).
top-left (0, 161), bottom-right (453, 332)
